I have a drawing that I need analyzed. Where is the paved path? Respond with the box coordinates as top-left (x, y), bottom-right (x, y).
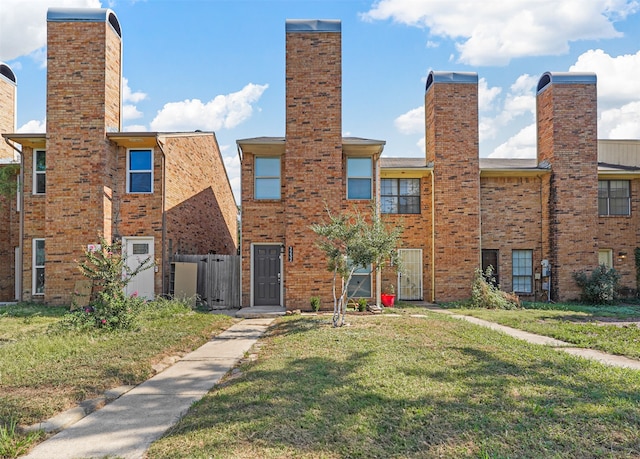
top-left (422, 307), bottom-right (640, 370)
top-left (22, 318), bottom-right (274, 459)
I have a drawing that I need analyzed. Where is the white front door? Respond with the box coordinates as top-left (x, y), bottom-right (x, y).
top-left (398, 249), bottom-right (423, 301)
top-left (124, 237), bottom-right (155, 299)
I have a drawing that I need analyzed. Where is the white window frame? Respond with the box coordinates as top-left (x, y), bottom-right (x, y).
top-left (347, 157), bottom-right (372, 200)
top-left (126, 149), bottom-right (153, 194)
top-left (32, 238), bottom-right (45, 296)
top-left (33, 149), bottom-right (46, 195)
top-left (347, 262), bottom-right (372, 298)
top-left (512, 249), bottom-right (533, 294)
top-left (254, 157), bottom-right (281, 200)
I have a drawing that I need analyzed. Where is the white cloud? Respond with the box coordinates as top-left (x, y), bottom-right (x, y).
top-left (17, 119), bottom-right (46, 133)
top-left (123, 124), bottom-right (147, 132)
top-left (488, 123), bottom-right (536, 158)
top-left (123, 77), bottom-right (146, 104)
top-left (122, 105), bottom-right (142, 120)
top-left (478, 77), bottom-right (501, 112)
top-left (570, 48), bottom-right (640, 109)
top-left (361, 0), bottom-right (638, 65)
top-left (599, 101), bottom-right (640, 138)
top-left (150, 83), bottom-right (268, 132)
top-left (222, 152), bottom-right (241, 204)
top-left (0, 0), bottom-right (102, 61)
top-left (394, 106), bottom-right (424, 134)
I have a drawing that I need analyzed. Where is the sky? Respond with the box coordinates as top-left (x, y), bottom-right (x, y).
top-left (2, 0), bottom-right (640, 203)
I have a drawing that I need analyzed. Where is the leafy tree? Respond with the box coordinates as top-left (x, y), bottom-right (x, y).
top-left (311, 205), bottom-right (402, 327)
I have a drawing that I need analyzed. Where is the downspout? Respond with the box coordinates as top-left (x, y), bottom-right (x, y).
top-left (4, 137), bottom-right (24, 301)
top-left (430, 169), bottom-right (435, 303)
top-left (157, 136), bottom-right (167, 296)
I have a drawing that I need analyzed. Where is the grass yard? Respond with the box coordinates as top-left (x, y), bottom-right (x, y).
top-left (147, 311), bottom-right (640, 459)
top-left (0, 301), bottom-right (234, 428)
top-left (447, 302), bottom-right (640, 360)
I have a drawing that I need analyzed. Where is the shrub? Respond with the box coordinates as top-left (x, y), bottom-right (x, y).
top-left (573, 265), bottom-right (620, 304)
top-left (357, 298), bottom-right (367, 312)
top-left (310, 296), bottom-right (321, 312)
top-left (470, 267), bottom-right (520, 310)
top-left (59, 237), bottom-right (154, 331)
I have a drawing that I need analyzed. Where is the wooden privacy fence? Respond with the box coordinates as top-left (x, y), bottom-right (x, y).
top-left (173, 254), bottom-right (240, 309)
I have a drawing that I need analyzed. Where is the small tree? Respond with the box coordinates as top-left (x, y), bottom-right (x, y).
top-left (76, 236), bottom-right (155, 330)
top-left (311, 205), bottom-right (402, 327)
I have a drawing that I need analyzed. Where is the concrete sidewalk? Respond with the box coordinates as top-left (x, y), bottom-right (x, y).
top-left (423, 306), bottom-right (640, 371)
top-left (22, 318), bottom-right (274, 459)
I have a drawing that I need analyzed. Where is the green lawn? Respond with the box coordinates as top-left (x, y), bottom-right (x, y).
top-left (147, 312), bottom-right (640, 459)
top-left (447, 302), bottom-right (640, 359)
top-left (0, 302), bottom-right (234, 427)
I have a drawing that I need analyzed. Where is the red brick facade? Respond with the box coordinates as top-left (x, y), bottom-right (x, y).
top-left (241, 24), bottom-right (640, 307)
top-left (0, 8), bottom-right (237, 305)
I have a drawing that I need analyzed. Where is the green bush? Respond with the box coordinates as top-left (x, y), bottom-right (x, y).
top-left (573, 265), bottom-right (620, 304)
top-left (470, 267), bottom-right (520, 310)
top-left (310, 296), bottom-right (320, 312)
top-left (357, 298), bottom-right (368, 312)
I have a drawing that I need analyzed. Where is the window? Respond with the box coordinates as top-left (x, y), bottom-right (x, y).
top-left (381, 178), bottom-right (420, 213)
top-left (33, 149), bottom-right (46, 194)
top-left (512, 250), bottom-right (532, 294)
top-left (255, 157), bottom-right (281, 199)
top-left (347, 157), bottom-right (372, 200)
top-left (347, 264), bottom-right (372, 298)
top-left (481, 249), bottom-right (499, 285)
top-left (33, 238), bottom-right (45, 295)
top-left (599, 180), bottom-right (630, 216)
top-left (598, 249), bottom-right (613, 268)
top-left (127, 149), bottom-right (153, 193)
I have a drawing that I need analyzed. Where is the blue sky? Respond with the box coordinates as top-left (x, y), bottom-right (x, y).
top-left (2, 0), bottom-right (640, 202)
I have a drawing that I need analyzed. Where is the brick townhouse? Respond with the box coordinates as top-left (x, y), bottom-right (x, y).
top-left (239, 20), bottom-right (640, 310)
top-left (0, 8), bottom-right (238, 305)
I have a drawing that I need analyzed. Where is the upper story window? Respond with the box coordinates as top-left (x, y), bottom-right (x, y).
top-left (33, 149), bottom-right (46, 195)
top-left (598, 180), bottom-right (630, 216)
top-left (255, 157), bottom-right (281, 200)
top-left (127, 149), bottom-right (153, 193)
top-left (381, 178), bottom-right (420, 214)
top-left (347, 157), bottom-right (372, 200)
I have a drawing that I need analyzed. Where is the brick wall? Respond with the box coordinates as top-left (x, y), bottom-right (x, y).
top-left (598, 177), bottom-right (640, 293)
top-left (381, 173), bottom-right (433, 301)
top-left (0, 167), bottom-right (19, 300)
top-left (426, 73), bottom-right (481, 302)
top-left (240, 148), bottom-right (286, 307)
top-left (283, 22), bottom-right (345, 310)
top-left (0, 67), bottom-right (16, 160)
top-left (537, 74), bottom-right (599, 301)
top-left (44, 14), bottom-right (122, 304)
top-left (481, 175), bottom-right (546, 298)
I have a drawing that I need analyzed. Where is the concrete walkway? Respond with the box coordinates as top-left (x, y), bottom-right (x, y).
top-left (423, 306), bottom-right (640, 370)
top-left (22, 318), bottom-right (274, 459)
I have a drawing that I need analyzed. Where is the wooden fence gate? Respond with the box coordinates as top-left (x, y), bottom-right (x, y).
top-left (173, 254), bottom-right (240, 309)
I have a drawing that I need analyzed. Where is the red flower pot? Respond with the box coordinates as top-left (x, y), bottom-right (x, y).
top-left (381, 293), bottom-right (395, 307)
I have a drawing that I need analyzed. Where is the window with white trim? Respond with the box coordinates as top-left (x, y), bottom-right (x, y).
top-left (127, 149), bottom-right (153, 193)
top-left (33, 238), bottom-right (45, 295)
top-left (512, 249), bottom-right (532, 294)
top-left (254, 157), bottom-right (281, 199)
top-left (598, 180), bottom-right (630, 216)
top-left (33, 149), bottom-right (46, 195)
top-left (347, 157), bottom-right (372, 200)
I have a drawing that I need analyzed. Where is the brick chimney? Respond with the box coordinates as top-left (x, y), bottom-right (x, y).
top-left (425, 71), bottom-right (481, 301)
top-left (537, 72), bottom-right (598, 301)
top-left (283, 19), bottom-right (343, 307)
top-left (45, 8), bottom-right (122, 304)
top-left (0, 63), bottom-right (17, 160)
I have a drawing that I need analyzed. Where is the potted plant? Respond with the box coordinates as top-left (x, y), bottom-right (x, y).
top-left (381, 284), bottom-right (396, 307)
